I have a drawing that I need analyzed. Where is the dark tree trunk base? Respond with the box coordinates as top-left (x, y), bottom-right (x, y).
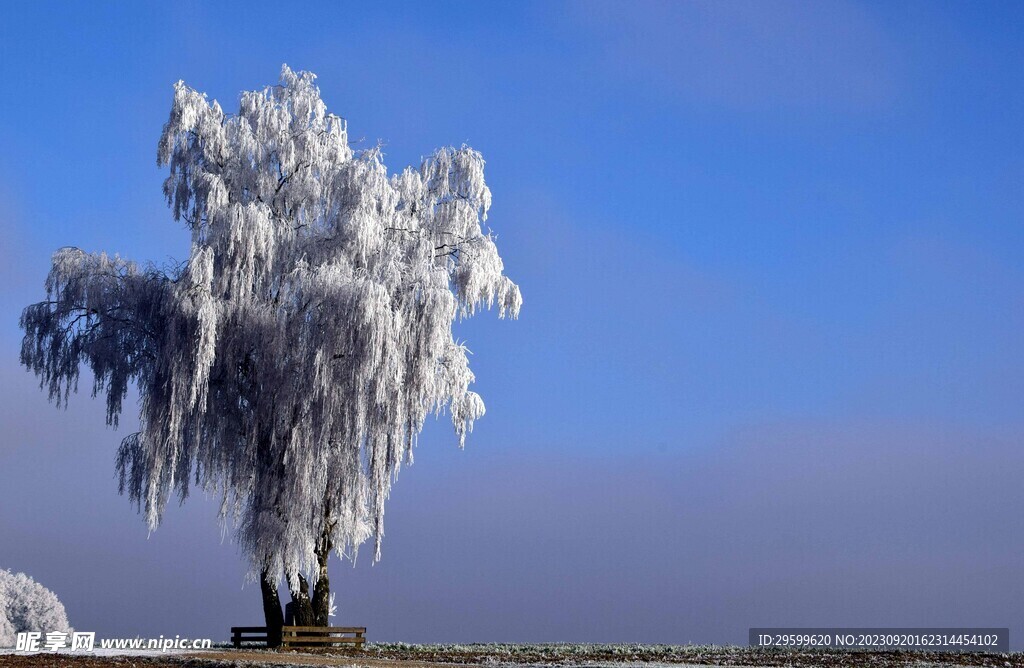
top-left (260, 567), bottom-right (284, 648)
top-left (311, 528), bottom-right (333, 626)
top-left (288, 573), bottom-right (316, 627)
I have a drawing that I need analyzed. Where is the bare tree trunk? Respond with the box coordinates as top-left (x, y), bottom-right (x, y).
top-left (288, 573), bottom-right (316, 627)
top-left (311, 526), bottom-right (333, 626)
top-left (259, 567), bottom-right (284, 647)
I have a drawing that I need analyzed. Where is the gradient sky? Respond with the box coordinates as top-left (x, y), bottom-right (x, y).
top-left (2, 0), bottom-right (1023, 648)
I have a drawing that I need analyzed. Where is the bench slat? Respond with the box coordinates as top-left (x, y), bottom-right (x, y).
top-left (283, 626), bottom-right (365, 633)
top-left (283, 637), bottom-right (364, 644)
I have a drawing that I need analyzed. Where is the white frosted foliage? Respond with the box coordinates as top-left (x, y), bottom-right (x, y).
top-left (20, 65), bottom-right (520, 586)
top-left (0, 569), bottom-right (73, 646)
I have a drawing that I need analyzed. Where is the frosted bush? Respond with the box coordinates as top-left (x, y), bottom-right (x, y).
top-left (0, 569), bottom-right (72, 646)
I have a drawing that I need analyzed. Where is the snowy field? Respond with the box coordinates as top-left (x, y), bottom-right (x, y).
top-left (1, 643), bottom-right (1023, 668)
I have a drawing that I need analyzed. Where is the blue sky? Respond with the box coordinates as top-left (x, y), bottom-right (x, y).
top-left (1, 0), bottom-right (1023, 647)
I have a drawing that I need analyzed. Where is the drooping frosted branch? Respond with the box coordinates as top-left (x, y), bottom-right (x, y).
top-left (20, 248), bottom-right (170, 426)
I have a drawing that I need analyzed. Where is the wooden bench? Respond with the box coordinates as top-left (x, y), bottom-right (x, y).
top-left (230, 626), bottom-right (270, 648)
top-left (281, 625), bottom-right (366, 648)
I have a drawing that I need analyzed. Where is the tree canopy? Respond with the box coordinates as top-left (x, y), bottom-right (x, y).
top-left (0, 569), bottom-right (73, 647)
top-left (21, 65), bottom-right (521, 595)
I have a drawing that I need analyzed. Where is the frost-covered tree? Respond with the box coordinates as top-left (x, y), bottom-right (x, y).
top-left (20, 65), bottom-right (521, 638)
top-left (0, 569), bottom-right (73, 646)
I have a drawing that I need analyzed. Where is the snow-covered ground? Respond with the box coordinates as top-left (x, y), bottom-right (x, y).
top-left (0, 643), bottom-right (1020, 667)
top-left (0, 647), bottom-right (193, 656)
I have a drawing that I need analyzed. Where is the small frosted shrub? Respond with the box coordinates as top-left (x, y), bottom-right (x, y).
top-left (0, 569), bottom-right (72, 647)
